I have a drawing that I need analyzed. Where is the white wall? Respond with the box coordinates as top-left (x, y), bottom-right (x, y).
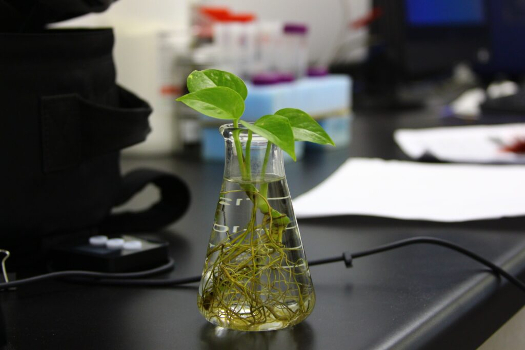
top-left (106, 0), bottom-right (189, 28)
top-left (56, 0), bottom-right (189, 29)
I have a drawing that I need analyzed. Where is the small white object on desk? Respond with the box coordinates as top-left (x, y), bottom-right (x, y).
top-left (293, 158), bottom-right (525, 222)
top-left (89, 235), bottom-right (108, 246)
top-left (394, 123), bottom-right (525, 164)
top-left (106, 238), bottom-right (125, 250)
top-left (123, 241), bottom-right (142, 251)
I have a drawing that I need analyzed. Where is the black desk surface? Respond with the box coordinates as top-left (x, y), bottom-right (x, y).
top-left (2, 111), bottom-right (525, 350)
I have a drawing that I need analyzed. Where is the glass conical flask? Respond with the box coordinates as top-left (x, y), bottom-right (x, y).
top-left (198, 124), bottom-right (315, 332)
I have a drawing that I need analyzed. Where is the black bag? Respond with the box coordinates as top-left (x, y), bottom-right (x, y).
top-left (0, 29), bottom-right (190, 259)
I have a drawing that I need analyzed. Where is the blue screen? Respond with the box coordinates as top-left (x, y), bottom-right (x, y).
top-left (406, 0), bottom-right (486, 26)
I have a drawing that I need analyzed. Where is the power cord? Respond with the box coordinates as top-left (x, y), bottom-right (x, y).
top-left (1, 237), bottom-right (524, 293)
top-left (0, 258), bottom-right (176, 289)
top-left (309, 237), bottom-right (525, 293)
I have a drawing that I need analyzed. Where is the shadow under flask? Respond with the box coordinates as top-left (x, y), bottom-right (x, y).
top-left (198, 124), bottom-right (315, 331)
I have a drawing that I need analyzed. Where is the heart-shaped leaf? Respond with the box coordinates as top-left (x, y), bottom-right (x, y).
top-left (275, 108), bottom-right (335, 146)
top-left (240, 115), bottom-right (296, 161)
top-left (187, 69), bottom-right (248, 100)
top-left (176, 87), bottom-right (245, 120)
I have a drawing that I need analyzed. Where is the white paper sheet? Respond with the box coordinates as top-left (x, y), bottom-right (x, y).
top-left (293, 158), bottom-right (525, 222)
top-left (394, 123), bottom-right (525, 164)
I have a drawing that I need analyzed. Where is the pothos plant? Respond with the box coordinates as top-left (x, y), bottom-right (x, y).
top-left (177, 69), bottom-right (335, 330)
top-left (177, 69), bottom-right (334, 223)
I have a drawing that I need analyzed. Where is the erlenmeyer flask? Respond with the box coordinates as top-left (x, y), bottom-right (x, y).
top-left (198, 124), bottom-right (315, 332)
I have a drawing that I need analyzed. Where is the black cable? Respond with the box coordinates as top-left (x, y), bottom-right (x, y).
top-left (366, 237), bottom-right (525, 292)
top-left (1, 237), bottom-right (524, 293)
top-left (67, 275), bottom-right (202, 287)
top-left (309, 236), bottom-right (525, 293)
top-left (0, 259), bottom-right (175, 289)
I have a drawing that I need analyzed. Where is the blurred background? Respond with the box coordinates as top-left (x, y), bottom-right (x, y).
top-left (54, 0), bottom-right (525, 163)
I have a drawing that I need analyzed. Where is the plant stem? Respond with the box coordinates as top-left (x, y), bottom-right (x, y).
top-left (233, 120), bottom-right (247, 180)
top-left (261, 142), bottom-right (272, 176)
top-left (260, 142), bottom-right (272, 198)
top-left (244, 131), bottom-right (253, 179)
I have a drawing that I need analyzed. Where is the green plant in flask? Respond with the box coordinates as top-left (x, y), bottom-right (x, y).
top-left (177, 69), bottom-right (335, 331)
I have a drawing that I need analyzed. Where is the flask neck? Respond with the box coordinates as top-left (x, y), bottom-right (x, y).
top-left (220, 124), bottom-right (285, 181)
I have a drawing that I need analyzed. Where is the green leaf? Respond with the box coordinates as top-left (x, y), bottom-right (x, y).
top-left (187, 69), bottom-right (248, 100)
top-left (240, 115), bottom-right (296, 161)
top-left (275, 108), bottom-right (335, 146)
top-left (176, 87), bottom-right (245, 120)
top-left (186, 71), bottom-right (216, 92)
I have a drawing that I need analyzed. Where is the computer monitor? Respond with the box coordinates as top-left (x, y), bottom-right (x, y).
top-left (371, 0), bottom-right (489, 80)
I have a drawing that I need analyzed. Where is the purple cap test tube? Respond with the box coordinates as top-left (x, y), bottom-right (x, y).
top-left (307, 66), bottom-right (329, 77)
top-left (281, 23), bottom-right (309, 78)
top-left (252, 73), bottom-right (281, 85)
top-left (283, 24), bottom-right (309, 35)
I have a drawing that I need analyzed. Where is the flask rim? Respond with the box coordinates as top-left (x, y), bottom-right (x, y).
top-left (219, 122), bottom-right (251, 133)
top-left (219, 123), bottom-right (268, 143)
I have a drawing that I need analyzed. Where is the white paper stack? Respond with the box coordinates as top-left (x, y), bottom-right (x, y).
top-left (293, 158), bottom-right (525, 222)
top-left (394, 123), bottom-right (525, 164)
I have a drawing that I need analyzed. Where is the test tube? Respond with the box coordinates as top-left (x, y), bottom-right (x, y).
top-left (281, 23), bottom-right (309, 79)
top-left (254, 21), bottom-right (282, 75)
